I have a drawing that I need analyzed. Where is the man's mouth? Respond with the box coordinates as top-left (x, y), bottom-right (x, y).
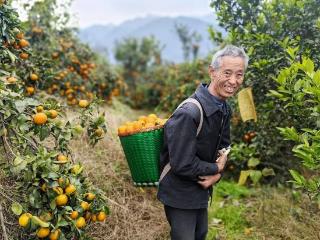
top-left (224, 85), bottom-right (236, 94)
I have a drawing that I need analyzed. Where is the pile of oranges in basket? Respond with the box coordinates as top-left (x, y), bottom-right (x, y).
top-left (118, 114), bottom-right (168, 137)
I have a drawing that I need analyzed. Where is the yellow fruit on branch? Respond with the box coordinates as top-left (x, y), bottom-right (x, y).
top-left (18, 213), bottom-right (32, 227)
top-left (19, 39), bottom-right (29, 48)
top-left (33, 112), bottom-right (48, 125)
top-left (70, 211), bottom-right (79, 220)
top-left (36, 105), bottom-right (44, 112)
top-left (7, 76), bottom-right (17, 84)
top-left (30, 73), bottom-right (39, 81)
top-left (40, 183), bottom-right (47, 192)
top-left (26, 86), bottom-right (35, 95)
top-left (80, 201), bottom-right (90, 211)
top-left (19, 52), bottom-right (29, 60)
top-left (78, 99), bottom-right (89, 108)
top-left (53, 186), bottom-right (64, 195)
top-left (48, 109), bottom-right (58, 119)
top-left (65, 184), bottom-right (76, 195)
top-left (75, 217), bottom-right (86, 229)
top-left (71, 164), bottom-right (83, 175)
top-left (91, 214), bottom-right (97, 222)
top-left (97, 211), bottom-right (107, 222)
top-left (85, 193), bottom-right (96, 201)
top-left (57, 154), bottom-right (68, 163)
top-left (16, 32), bottom-right (24, 39)
top-left (49, 229), bottom-right (61, 240)
top-left (95, 128), bottom-right (104, 137)
top-left (55, 194), bottom-right (68, 206)
top-left (37, 227), bottom-right (50, 238)
top-left (84, 211), bottom-right (91, 221)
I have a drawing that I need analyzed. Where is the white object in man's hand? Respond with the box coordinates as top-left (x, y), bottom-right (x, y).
top-left (216, 146), bottom-right (231, 172)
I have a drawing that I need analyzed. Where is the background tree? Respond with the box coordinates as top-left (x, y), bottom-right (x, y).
top-left (175, 23), bottom-right (202, 61)
top-left (210, 0), bottom-right (320, 181)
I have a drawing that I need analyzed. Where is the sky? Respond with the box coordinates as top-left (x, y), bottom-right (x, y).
top-left (69, 0), bottom-right (213, 28)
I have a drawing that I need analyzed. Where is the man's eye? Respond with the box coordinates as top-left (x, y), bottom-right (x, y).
top-left (224, 72), bottom-right (231, 76)
top-left (237, 74), bottom-right (243, 78)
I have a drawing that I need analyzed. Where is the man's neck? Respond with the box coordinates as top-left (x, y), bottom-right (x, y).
top-left (207, 83), bottom-right (225, 101)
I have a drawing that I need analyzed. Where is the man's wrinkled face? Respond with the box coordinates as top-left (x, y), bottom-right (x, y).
top-left (209, 56), bottom-right (245, 100)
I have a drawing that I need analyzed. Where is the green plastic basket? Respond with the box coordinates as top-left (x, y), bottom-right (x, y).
top-left (119, 127), bottom-right (164, 187)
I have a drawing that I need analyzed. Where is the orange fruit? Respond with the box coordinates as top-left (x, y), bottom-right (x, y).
top-left (95, 128), bottom-right (104, 137)
top-left (26, 86), bottom-right (35, 95)
top-left (118, 126), bottom-right (127, 136)
top-left (76, 217), bottom-right (86, 229)
top-left (16, 32), bottom-right (24, 39)
top-left (55, 194), bottom-right (68, 206)
top-left (126, 125), bottom-right (134, 134)
top-left (70, 211), bottom-right (79, 220)
top-left (91, 214), bottom-right (97, 222)
top-left (36, 106), bottom-right (44, 112)
top-left (148, 114), bottom-right (157, 119)
top-left (18, 213), bottom-right (32, 227)
top-left (7, 76), bottom-right (17, 84)
top-left (97, 211), bottom-right (107, 222)
top-left (49, 229), bottom-right (60, 240)
top-left (144, 122), bottom-right (154, 128)
top-left (48, 110), bottom-right (58, 119)
top-left (85, 193), bottom-right (96, 201)
top-left (33, 113), bottom-right (48, 125)
top-left (80, 201), bottom-right (90, 211)
top-left (19, 52), bottom-right (29, 59)
top-left (19, 39), bottom-right (29, 48)
top-left (30, 73), bottom-right (39, 81)
top-left (78, 99), bottom-right (89, 108)
top-left (37, 227), bottom-right (50, 238)
top-left (57, 154), bottom-right (68, 163)
top-left (65, 184), bottom-right (76, 195)
top-left (52, 52), bottom-right (59, 59)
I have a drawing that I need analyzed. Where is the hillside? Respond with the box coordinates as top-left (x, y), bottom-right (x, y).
top-left (78, 14), bottom-right (226, 63)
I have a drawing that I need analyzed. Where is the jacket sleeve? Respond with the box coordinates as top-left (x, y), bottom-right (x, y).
top-left (164, 104), bottom-right (219, 181)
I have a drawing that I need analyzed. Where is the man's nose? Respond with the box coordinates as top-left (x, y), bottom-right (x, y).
top-left (228, 74), bottom-right (238, 85)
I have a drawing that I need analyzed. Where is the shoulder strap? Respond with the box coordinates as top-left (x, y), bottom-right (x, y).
top-left (159, 98), bottom-right (203, 183)
top-left (175, 98), bottom-right (203, 136)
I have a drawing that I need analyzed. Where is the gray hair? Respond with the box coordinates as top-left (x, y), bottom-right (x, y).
top-left (210, 45), bottom-right (249, 70)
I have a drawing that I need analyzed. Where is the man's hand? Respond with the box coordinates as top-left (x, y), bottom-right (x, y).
top-left (197, 173), bottom-right (221, 189)
top-left (216, 154), bottom-right (228, 172)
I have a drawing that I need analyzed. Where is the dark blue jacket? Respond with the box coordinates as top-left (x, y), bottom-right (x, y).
top-left (157, 83), bottom-right (231, 209)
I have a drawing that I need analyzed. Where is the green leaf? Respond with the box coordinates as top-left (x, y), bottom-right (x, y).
top-left (248, 158), bottom-right (260, 168)
top-left (47, 172), bottom-right (59, 179)
top-left (249, 170), bottom-right (262, 184)
top-left (262, 168), bottom-right (275, 176)
top-left (289, 169), bottom-right (305, 185)
top-left (11, 202), bottom-right (23, 215)
top-left (39, 127), bottom-right (50, 141)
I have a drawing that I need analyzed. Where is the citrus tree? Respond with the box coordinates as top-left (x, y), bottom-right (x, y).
top-left (1, 1), bottom-right (109, 239)
top-left (210, 0), bottom-right (320, 180)
top-left (270, 52), bottom-right (320, 200)
top-left (22, 0), bottom-right (120, 106)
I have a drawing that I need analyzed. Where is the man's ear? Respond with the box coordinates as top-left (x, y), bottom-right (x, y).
top-left (208, 66), bottom-right (215, 79)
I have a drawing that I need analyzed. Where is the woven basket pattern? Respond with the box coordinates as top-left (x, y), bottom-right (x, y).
top-left (119, 128), bottom-right (164, 186)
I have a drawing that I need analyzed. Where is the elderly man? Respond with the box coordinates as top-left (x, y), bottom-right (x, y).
top-left (157, 45), bottom-right (249, 240)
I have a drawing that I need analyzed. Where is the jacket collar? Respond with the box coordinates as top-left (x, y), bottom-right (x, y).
top-left (195, 83), bottom-right (225, 117)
